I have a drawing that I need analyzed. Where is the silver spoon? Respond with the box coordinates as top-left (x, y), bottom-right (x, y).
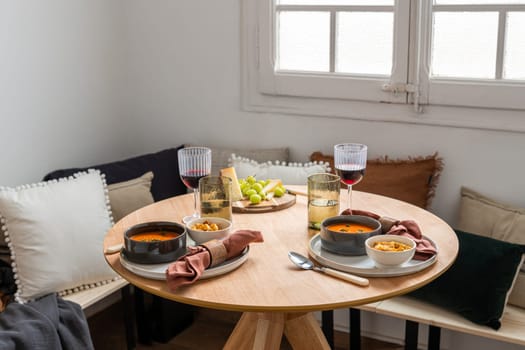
top-left (288, 251), bottom-right (369, 287)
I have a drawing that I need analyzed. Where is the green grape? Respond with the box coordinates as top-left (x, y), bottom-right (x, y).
top-left (259, 192), bottom-right (266, 200)
top-left (252, 183), bottom-right (263, 193)
top-left (246, 175), bottom-right (256, 184)
top-left (257, 179), bottom-right (266, 186)
top-left (249, 193), bottom-right (262, 204)
top-left (273, 186), bottom-right (285, 197)
top-left (245, 189), bottom-right (257, 197)
top-left (242, 185), bottom-right (252, 196)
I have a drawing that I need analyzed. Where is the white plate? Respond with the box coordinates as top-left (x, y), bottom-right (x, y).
top-left (120, 246), bottom-right (249, 281)
top-left (308, 234), bottom-right (438, 277)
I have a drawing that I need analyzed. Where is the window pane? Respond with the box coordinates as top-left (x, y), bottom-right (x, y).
top-left (504, 12), bottom-right (525, 79)
top-left (277, 11), bottom-right (330, 72)
top-left (431, 12), bottom-right (498, 79)
top-left (435, 0), bottom-right (525, 4)
top-left (336, 12), bottom-right (393, 75)
top-left (278, 0), bottom-right (393, 5)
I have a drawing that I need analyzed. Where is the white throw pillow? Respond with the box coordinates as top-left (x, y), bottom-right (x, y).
top-left (186, 144), bottom-right (290, 175)
top-left (0, 170), bottom-right (119, 303)
top-left (229, 154), bottom-right (331, 185)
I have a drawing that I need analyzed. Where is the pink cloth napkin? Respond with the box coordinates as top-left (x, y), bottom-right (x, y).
top-left (341, 208), bottom-right (437, 260)
top-left (166, 230), bottom-right (264, 290)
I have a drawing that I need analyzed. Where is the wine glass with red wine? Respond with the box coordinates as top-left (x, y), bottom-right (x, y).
top-left (177, 147), bottom-right (212, 223)
top-left (334, 143), bottom-right (367, 212)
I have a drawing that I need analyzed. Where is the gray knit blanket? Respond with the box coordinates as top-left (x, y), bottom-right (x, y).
top-left (0, 293), bottom-right (94, 350)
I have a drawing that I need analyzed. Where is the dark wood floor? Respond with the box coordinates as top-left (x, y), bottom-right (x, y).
top-left (88, 300), bottom-right (402, 350)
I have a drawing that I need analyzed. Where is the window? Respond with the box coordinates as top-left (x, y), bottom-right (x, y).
top-left (242, 0), bottom-right (525, 131)
top-left (420, 0), bottom-right (525, 109)
top-left (256, 0), bottom-right (410, 103)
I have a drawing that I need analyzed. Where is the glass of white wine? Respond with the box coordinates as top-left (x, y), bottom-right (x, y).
top-left (307, 173), bottom-right (340, 230)
top-left (199, 176), bottom-right (233, 222)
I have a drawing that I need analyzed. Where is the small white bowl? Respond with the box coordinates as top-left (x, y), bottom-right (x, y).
top-left (365, 234), bottom-right (416, 268)
top-left (186, 217), bottom-right (232, 244)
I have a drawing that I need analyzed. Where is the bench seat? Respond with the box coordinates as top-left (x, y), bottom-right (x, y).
top-left (368, 296), bottom-right (525, 346)
top-left (63, 278), bottom-right (129, 317)
top-left (346, 296), bottom-right (525, 349)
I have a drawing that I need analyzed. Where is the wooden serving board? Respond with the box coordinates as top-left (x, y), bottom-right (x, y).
top-left (232, 193), bottom-right (296, 213)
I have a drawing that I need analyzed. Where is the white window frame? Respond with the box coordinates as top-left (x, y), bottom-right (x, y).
top-left (418, 1), bottom-right (525, 110)
top-left (257, 1), bottom-right (410, 103)
top-left (241, 0), bottom-right (525, 133)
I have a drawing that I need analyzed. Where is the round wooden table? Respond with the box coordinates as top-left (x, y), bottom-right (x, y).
top-left (104, 188), bottom-right (458, 349)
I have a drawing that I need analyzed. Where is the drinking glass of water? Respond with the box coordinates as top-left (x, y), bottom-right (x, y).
top-left (307, 173), bottom-right (340, 230)
top-left (199, 176), bottom-right (233, 222)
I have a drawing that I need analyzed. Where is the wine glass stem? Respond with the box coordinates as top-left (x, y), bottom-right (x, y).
top-left (193, 188), bottom-right (199, 216)
top-left (347, 185), bottom-right (353, 211)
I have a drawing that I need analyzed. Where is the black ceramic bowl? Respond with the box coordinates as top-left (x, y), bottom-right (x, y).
top-left (123, 221), bottom-right (187, 264)
top-left (320, 215), bottom-right (382, 256)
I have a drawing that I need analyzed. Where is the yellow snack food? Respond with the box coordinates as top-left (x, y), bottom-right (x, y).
top-left (191, 221), bottom-right (220, 231)
top-left (372, 240), bottom-right (412, 252)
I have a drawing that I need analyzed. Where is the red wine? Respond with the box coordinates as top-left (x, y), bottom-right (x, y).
top-left (336, 165), bottom-right (365, 186)
top-left (181, 170), bottom-right (208, 189)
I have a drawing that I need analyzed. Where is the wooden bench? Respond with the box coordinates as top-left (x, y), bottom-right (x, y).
top-left (323, 299), bottom-right (525, 349)
top-left (365, 296), bottom-right (525, 349)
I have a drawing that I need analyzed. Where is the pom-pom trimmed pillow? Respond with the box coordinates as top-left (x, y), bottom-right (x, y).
top-left (0, 171), bottom-right (155, 265)
top-left (409, 230), bottom-right (525, 330)
top-left (0, 170), bottom-right (119, 303)
top-left (457, 186), bottom-right (525, 309)
top-left (310, 151), bottom-right (443, 209)
top-left (229, 154), bottom-right (330, 185)
top-left (186, 144), bottom-right (290, 176)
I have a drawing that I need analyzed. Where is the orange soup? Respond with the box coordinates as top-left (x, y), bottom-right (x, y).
top-left (327, 223), bottom-right (374, 234)
top-left (131, 231), bottom-right (179, 242)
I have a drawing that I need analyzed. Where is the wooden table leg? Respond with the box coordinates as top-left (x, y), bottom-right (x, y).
top-left (224, 312), bottom-right (285, 350)
top-left (284, 313), bottom-right (331, 350)
top-left (224, 312), bottom-right (330, 350)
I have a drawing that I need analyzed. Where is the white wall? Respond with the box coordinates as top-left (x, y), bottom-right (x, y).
top-left (1, 1), bottom-right (523, 349)
top-left (0, 0), bottom-right (129, 186)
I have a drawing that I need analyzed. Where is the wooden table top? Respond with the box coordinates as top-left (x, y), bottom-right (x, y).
top-left (104, 188), bottom-right (458, 313)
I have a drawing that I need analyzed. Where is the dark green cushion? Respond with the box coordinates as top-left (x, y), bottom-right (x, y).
top-left (409, 230), bottom-right (525, 330)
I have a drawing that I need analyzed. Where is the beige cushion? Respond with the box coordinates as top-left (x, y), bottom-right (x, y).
top-left (510, 276), bottom-right (525, 309)
top-left (457, 187), bottom-right (525, 309)
top-left (310, 152), bottom-right (443, 209)
top-left (108, 172), bottom-right (155, 222)
top-left (187, 144), bottom-right (289, 175)
top-left (457, 187), bottom-right (525, 245)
